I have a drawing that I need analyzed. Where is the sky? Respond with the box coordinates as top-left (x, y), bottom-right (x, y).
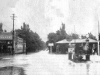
top-left (0, 0), bottom-right (100, 42)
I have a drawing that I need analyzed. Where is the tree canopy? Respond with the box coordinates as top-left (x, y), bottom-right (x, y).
top-left (88, 33), bottom-right (97, 40)
top-left (47, 23), bottom-right (97, 44)
top-left (15, 23), bottom-right (46, 52)
top-left (47, 23), bottom-right (80, 43)
top-left (0, 23), bottom-right (3, 32)
top-left (81, 33), bottom-right (97, 40)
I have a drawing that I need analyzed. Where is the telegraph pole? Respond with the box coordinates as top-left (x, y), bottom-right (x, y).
top-left (11, 14), bottom-right (16, 55)
top-left (98, 21), bottom-right (100, 55)
top-left (74, 24), bottom-right (76, 43)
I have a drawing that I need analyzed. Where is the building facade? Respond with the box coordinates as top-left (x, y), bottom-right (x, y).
top-left (0, 32), bottom-right (26, 54)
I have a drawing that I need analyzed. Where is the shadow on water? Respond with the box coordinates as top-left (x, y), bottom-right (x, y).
top-left (86, 63), bottom-right (90, 75)
top-left (68, 61), bottom-right (92, 75)
top-left (0, 66), bottom-right (26, 75)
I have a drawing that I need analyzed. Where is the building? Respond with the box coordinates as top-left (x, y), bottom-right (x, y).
top-left (0, 32), bottom-right (26, 54)
top-left (14, 35), bottom-right (26, 53)
top-left (55, 39), bottom-right (69, 54)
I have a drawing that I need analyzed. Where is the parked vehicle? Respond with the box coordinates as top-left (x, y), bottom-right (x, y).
top-left (68, 38), bottom-right (97, 62)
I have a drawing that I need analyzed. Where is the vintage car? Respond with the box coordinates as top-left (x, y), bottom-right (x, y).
top-left (68, 38), bottom-right (97, 62)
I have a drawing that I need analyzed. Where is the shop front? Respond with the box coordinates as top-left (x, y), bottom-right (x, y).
top-left (0, 32), bottom-right (26, 54)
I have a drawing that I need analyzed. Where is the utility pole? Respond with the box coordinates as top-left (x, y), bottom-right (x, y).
top-left (98, 21), bottom-right (100, 55)
top-left (74, 24), bottom-right (76, 43)
top-left (10, 14), bottom-right (16, 55)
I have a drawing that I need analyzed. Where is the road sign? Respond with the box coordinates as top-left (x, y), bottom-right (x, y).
top-left (68, 48), bottom-right (74, 53)
top-left (48, 43), bottom-right (54, 46)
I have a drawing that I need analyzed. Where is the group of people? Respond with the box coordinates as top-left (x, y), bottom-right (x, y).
top-left (76, 43), bottom-right (97, 55)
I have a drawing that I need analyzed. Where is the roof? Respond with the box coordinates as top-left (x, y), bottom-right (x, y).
top-left (56, 39), bottom-right (69, 44)
top-left (0, 32), bottom-right (12, 40)
top-left (56, 38), bottom-right (98, 44)
top-left (70, 38), bottom-right (97, 43)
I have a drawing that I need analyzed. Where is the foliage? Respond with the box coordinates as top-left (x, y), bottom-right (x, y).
top-left (88, 33), bottom-right (97, 40)
top-left (48, 32), bottom-right (57, 43)
top-left (47, 23), bottom-right (97, 47)
top-left (81, 33), bottom-right (97, 40)
top-left (47, 23), bottom-right (80, 44)
top-left (15, 23), bottom-right (45, 52)
top-left (54, 23), bottom-right (67, 42)
top-left (47, 23), bottom-right (67, 43)
top-left (47, 23), bottom-right (98, 54)
top-left (81, 35), bottom-right (86, 39)
top-left (71, 33), bottom-right (79, 39)
top-left (0, 23), bottom-right (3, 32)
top-left (57, 23), bottom-right (67, 41)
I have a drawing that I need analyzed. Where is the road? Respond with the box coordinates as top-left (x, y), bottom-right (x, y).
top-left (0, 50), bottom-right (100, 75)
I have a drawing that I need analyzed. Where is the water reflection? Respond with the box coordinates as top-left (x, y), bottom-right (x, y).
top-left (0, 66), bottom-right (25, 75)
top-left (68, 61), bottom-right (100, 75)
top-left (86, 63), bottom-right (90, 75)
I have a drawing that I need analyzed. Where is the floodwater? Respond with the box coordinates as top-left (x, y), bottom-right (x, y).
top-left (0, 51), bottom-right (100, 75)
top-left (0, 66), bottom-right (25, 75)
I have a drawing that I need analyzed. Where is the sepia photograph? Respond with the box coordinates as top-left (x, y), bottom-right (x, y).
top-left (0, 0), bottom-right (100, 75)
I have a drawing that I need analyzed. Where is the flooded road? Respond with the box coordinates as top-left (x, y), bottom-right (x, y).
top-left (0, 51), bottom-right (100, 75)
top-left (0, 66), bottom-right (25, 75)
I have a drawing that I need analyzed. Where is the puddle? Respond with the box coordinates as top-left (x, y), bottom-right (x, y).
top-left (0, 66), bottom-right (26, 75)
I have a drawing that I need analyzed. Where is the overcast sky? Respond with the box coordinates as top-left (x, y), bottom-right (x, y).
top-left (0, 0), bottom-right (100, 41)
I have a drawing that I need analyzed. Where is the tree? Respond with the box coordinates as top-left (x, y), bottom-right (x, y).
top-left (71, 33), bottom-right (79, 39)
top-left (47, 23), bottom-right (76, 42)
top-left (81, 35), bottom-right (86, 39)
top-left (4, 30), bottom-right (7, 32)
top-left (66, 34), bottom-right (72, 41)
top-left (56, 23), bottom-right (67, 41)
top-left (88, 33), bottom-right (97, 40)
top-left (16, 22), bottom-right (45, 52)
top-left (47, 32), bottom-right (57, 43)
top-left (0, 23), bottom-right (3, 32)
top-left (81, 33), bottom-right (97, 40)
top-left (59, 23), bottom-right (66, 39)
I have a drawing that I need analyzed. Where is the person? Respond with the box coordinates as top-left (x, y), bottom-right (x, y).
top-left (92, 44), bottom-right (97, 55)
top-left (56, 45), bottom-right (59, 53)
top-left (84, 43), bottom-right (89, 52)
top-left (85, 38), bottom-right (90, 61)
top-left (26, 47), bottom-right (27, 54)
top-left (79, 43), bottom-right (84, 54)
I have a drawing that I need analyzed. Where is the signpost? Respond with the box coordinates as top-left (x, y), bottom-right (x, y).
top-left (68, 44), bottom-right (75, 60)
top-left (11, 14), bottom-right (16, 55)
top-left (98, 21), bottom-right (99, 55)
top-left (48, 43), bottom-right (54, 53)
